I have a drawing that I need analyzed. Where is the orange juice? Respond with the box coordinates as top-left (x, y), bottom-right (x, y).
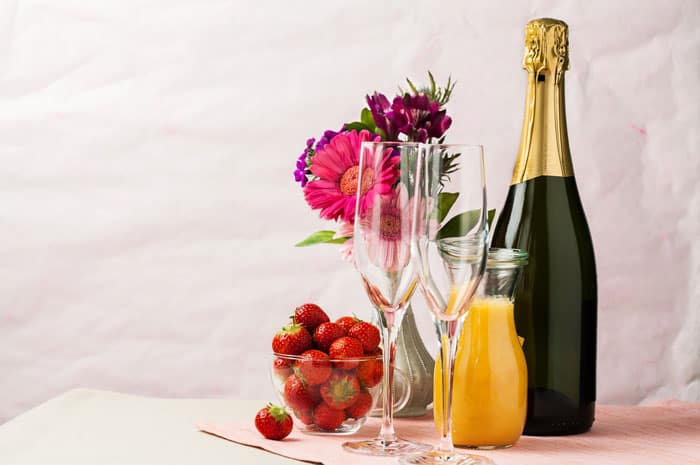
top-left (434, 297), bottom-right (527, 448)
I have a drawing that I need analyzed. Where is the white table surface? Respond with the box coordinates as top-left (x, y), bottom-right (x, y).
top-left (0, 389), bottom-right (299, 465)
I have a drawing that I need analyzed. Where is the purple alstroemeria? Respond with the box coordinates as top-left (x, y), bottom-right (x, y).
top-left (391, 94), bottom-right (452, 142)
top-left (366, 93), bottom-right (399, 140)
top-left (366, 92), bottom-right (452, 143)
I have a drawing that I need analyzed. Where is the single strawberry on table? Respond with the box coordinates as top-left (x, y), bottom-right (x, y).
top-left (320, 372), bottom-right (361, 410)
top-left (348, 321), bottom-right (381, 353)
top-left (254, 403), bottom-right (293, 440)
top-left (313, 322), bottom-right (346, 352)
top-left (294, 350), bottom-right (331, 385)
top-left (283, 374), bottom-right (318, 412)
top-left (345, 389), bottom-right (373, 419)
top-left (313, 402), bottom-right (346, 431)
top-left (294, 303), bottom-right (330, 333)
top-left (335, 315), bottom-right (360, 333)
top-left (328, 336), bottom-right (364, 370)
top-left (272, 321), bottom-right (313, 355)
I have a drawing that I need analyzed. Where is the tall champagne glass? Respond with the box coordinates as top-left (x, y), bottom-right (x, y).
top-left (342, 141), bottom-right (432, 456)
top-left (402, 144), bottom-right (493, 465)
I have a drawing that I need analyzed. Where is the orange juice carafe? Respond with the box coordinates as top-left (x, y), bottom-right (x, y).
top-left (435, 248), bottom-right (529, 449)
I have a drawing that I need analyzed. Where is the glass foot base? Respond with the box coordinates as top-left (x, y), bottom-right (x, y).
top-left (342, 437), bottom-right (432, 457)
top-left (457, 443), bottom-right (513, 450)
top-left (399, 450), bottom-right (496, 465)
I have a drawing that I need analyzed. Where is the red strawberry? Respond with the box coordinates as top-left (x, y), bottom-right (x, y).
top-left (313, 322), bottom-right (346, 352)
top-left (313, 402), bottom-right (346, 431)
top-left (357, 358), bottom-right (383, 388)
top-left (294, 350), bottom-right (331, 385)
top-left (320, 372), bottom-right (361, 410)
top-left (348, 321), bottom-right (381, 352)
top-left (272, 357), bottom-right (292, 381)
top-left (283, 374), bottom-right (316, 411)
top-left (308, 383), bottom-right (323, 405)
top-left (292, 408), bottom-right (314, 425)
top-left (345, 389), bottom-right (373, 418)
top-left (255, 403), bottom-right (293, 440)
top-left (294, 304), bottom-right (330, 333)
top-left (329, 336), bottom-right (364, 370)
top-left (335, 315), bottom-right (360, 333)
top-left (272, 322), bottom-right (313, 355)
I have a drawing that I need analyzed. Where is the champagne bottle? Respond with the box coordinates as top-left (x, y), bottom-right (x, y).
top-left (491, 18), bottom-right (597, 435)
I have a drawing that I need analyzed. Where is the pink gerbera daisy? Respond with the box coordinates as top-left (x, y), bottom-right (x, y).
top-left (303, 130), bottom-right (398, 224)
top-left (360, 186), bottom-right (413, 272)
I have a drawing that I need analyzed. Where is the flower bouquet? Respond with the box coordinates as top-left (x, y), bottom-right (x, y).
top-left (293, 72), bottom-right (458, 253)
top-left (291, 73), bottom-right (485, 417)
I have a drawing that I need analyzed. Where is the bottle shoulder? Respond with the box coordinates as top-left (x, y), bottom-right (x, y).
top-left (491, 176), bottom-right (596, 267)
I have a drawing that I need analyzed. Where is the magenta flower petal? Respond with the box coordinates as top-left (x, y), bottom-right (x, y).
top-left (303, 130), bottom-right (397, 223)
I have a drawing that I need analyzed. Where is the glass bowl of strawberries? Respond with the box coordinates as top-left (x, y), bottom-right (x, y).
top-left (270, 304), bottom-right (409, 434)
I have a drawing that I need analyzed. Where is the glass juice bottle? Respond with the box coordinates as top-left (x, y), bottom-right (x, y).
top-left (434, 248), bottom-right (529, 448)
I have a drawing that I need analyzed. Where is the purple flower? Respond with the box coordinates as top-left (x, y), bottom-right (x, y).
top-left (366, 92), bottom-right (452, 142)
top-left (293, 138), bottom-right (315, 188)
top-left (367, 93), bottom-right (399, 140)
top-left (315, 128), bottom-right (343, 152)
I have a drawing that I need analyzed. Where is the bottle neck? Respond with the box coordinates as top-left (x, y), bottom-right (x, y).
top-left (511, 71), bottom-right (574, 185)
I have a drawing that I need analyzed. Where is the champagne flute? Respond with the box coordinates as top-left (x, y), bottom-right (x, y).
top-left (342, 141), bottom-right (431, 456)
top-left (402, 144), bottom-right (493, 465)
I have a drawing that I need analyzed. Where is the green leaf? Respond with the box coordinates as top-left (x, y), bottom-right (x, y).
top-left (437, 209), bottom-right (496, 239)
top-left (295, 230), bottom-right (350, 247)
top-left (437, 192), bottom-right (459, 223)
top-left (405, 77), bottom-right (418, 95)
top-left (344, 121), bottom-right (374, 132)
top-left (487, 209), bottom-right (496, 228)
top-left (361, 108), bottom-right (375, 128)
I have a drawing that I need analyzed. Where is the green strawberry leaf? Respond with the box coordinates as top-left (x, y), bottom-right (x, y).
top-left (295, 230), bottom-right (350, 247)
top-left (437, 209), bottom-right (495, 239)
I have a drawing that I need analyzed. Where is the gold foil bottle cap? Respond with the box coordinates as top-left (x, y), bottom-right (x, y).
top-left (523, 18), bottom-right (569, 82)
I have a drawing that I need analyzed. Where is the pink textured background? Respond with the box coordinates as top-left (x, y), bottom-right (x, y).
top-left (0, 0), bottom-right (698, 423)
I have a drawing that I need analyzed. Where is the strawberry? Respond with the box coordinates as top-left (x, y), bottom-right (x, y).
top-left (272, 321), bottom-right (313, 355)
top-left (283, 374), bottom-right (316, 411)
top-left (254, 403), bottom-right (293, 440)
top-left (335, 315), bottom-right (360, 333)
top-left (294, 350), bottom-right (331, 385)
top-left (308, 383), bottom-right (323, 405)
top-left (348, 321), bottom-right (381, 353)
top-left (294, 304), bottom-right (330, 333)
top-left (345, 389), bottom-right (373, 418)
top-left (329, 336), bottom-right (364, 370)
top-left (272, 357), bottom-right (292, 381)
top-left (357, 357), bottom-right (383, 388)
top-left (313, 322), bottom-right (346, 352)
top-left (292, 408), bottom-right (314, 425)
top-left (313, 402), bottom-right (346, 431)
top-left (320, 372), bottom-right (361, 410)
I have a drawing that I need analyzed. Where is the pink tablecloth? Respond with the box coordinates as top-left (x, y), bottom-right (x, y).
top-left (199, 401), bottom-right (700, 465)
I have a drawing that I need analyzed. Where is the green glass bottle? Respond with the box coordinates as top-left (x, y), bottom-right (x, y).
top-left (491, 18), bottom-right (598, 435)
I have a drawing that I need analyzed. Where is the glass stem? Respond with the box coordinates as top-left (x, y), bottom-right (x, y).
top-left (437, 318), bottom-right (463, 454)
top-left (379, 320), bottom-right (397, 444)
